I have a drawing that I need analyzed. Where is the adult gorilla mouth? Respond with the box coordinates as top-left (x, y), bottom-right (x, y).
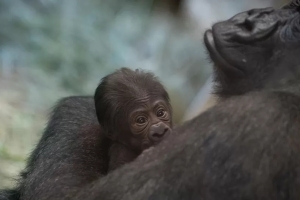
top-left (204, 30), bottom-right (244, 76)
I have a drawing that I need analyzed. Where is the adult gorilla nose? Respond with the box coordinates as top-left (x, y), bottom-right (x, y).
top-left (229, 7), bottom-right (278, 44)
top-left (230, 8), bottom-right (274, 24)
top-left (149, 122), bottom-right (170, 142)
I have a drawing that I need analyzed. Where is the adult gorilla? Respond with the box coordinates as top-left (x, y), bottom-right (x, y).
top-left (3, 0), bottom-right (300, 200)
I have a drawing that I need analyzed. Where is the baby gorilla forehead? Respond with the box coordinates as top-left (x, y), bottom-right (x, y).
top-left (130, 97), bottom-right (169, 112)
top-left (120, 83), bottom-right (169, 103)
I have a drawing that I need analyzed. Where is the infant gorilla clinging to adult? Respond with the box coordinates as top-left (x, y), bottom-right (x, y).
top-left (94, 68), bottom-right (172, 172)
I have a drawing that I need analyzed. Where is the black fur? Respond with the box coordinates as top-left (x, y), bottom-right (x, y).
top-left (0, 189), bottom-right (19, 200)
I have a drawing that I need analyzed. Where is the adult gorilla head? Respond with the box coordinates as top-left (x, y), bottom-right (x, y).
top-left (205, 0), bottom-right (300, 97)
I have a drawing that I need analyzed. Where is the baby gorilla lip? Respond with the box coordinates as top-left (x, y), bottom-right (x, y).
top-left (204, 30), bottom-right (244, 76)
top-left (142, 129), bottom-right (171, 150)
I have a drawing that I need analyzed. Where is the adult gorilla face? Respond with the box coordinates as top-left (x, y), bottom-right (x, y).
top-left (204, 2), bottom-right (300, 97)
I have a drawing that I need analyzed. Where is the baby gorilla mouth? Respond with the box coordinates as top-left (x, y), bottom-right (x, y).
top-left (149, 123), bottom-right (170, 142)
top-left (204, 30), bottom-right (244, 76)
top-left (141, 126), bottom-right (171, 150)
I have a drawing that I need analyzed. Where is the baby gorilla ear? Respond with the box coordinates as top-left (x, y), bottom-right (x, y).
top-left (106, 131), bottom-right (117, 141)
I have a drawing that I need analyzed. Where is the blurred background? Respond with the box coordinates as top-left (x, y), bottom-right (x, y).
top-left (0, 0), bottom-right (289, 188)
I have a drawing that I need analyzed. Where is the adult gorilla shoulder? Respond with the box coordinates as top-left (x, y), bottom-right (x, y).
top-left (15, 97), bottom-right (109, 200)
top-left (4, 1), bottom-right (300, 200)
top-left (0, 97), bottom-right (105, 200)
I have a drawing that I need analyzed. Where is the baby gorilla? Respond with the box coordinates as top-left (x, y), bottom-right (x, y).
top-left (94, 68), bottom-right (172, 172)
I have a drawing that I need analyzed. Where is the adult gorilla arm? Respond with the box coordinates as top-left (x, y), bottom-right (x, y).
top-left (19, 97), bottom-right (110, 200)
top-left (0, 189), bottom-right (19, 200)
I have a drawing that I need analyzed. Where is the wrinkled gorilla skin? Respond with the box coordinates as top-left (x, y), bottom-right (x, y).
top-left (3, 1), bottom-right (300, 200)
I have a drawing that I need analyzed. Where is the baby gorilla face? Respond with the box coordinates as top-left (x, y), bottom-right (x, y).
top-left (95, 68), bottom-right (172, 153)
top-left (128, 98), bottom-right (172, 151)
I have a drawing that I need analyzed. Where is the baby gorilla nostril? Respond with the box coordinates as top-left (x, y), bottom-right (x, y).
top-left (244, 19), bottom-right (254, 31)
top-left (149, 124), bottom-right (169, 142)
top-left (163, 128), bottom-right (168, 134)
top-left (152, 132), bottom-right (165, 139)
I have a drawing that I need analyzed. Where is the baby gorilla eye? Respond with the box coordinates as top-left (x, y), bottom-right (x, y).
top-left (157, 109), bottom-right (166, 117)
top-left (136, 116), bottom-right (147, 124)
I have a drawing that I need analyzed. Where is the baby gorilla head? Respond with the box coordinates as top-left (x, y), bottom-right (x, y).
top-left (95, 67), bottom-right (172, 153)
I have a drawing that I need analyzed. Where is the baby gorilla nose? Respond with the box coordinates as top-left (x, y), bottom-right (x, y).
top-left (149, 122), bottom-right (170, 142)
